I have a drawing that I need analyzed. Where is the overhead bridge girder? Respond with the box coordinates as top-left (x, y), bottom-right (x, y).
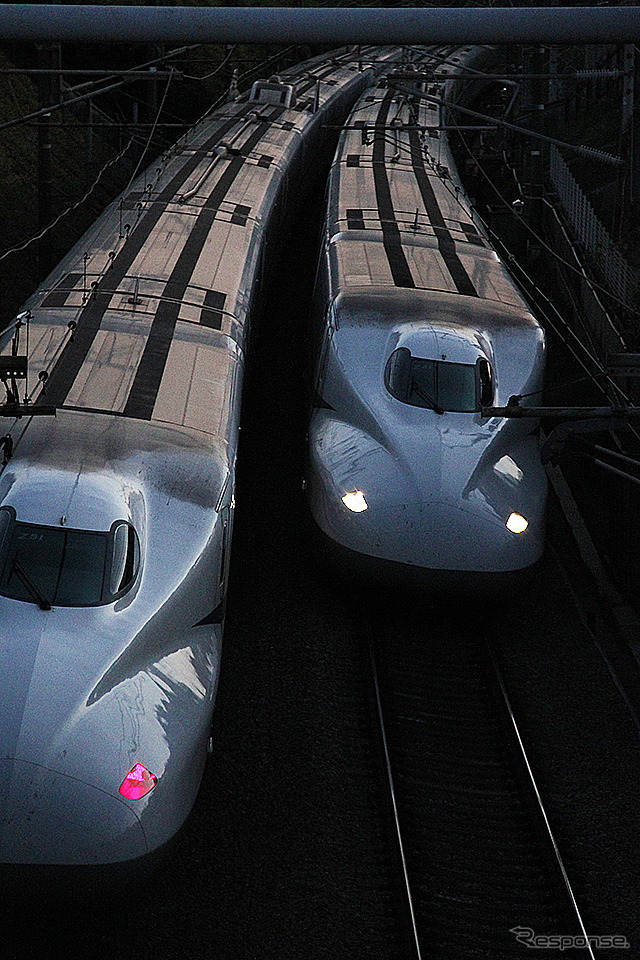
top-left (0, 5), bottom-right (639, 45)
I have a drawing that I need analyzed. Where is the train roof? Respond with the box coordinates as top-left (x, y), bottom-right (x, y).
top-left (332, 286), bottom-right (541, 333)
top-left (19, 102), bottom-right (305, 437)
top-left (7, 49), bottom-right (398, 440)
top-left (325, 68), bottom-right (534, 317)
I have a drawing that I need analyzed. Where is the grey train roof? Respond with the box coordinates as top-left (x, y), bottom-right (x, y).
top-left (8, 49), bottom-right (398, 439)
top-left (325, 49), bottom-right (532, 315)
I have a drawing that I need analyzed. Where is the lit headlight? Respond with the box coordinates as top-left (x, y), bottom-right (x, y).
top-left (506, 512), bottom-right (528, 534)
top-left (342, 491), bottom-right (368, 513)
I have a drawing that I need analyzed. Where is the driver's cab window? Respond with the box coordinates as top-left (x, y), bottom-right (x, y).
top-left (385, 348), bottom-right (492, 412)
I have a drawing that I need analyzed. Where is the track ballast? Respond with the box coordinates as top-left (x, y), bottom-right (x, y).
top-left (365, 595), bottom-right (592, 959)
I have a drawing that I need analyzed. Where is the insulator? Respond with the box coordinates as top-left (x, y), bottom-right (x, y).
top-left (576, 69), bottom-right (621, 79)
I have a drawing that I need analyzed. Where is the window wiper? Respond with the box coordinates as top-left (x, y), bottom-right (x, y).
top-left (12, 558), bottom-right (52, 611)
top-left (412, 381), bottom-right (444, 414)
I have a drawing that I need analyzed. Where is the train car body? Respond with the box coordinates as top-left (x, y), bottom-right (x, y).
top-left (307, 48), bottom-right (548, 587)
top-left (0, 47), bottom-right (399, 871)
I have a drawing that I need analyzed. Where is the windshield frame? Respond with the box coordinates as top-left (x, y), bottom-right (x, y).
top-left (0, 507), bottom-right (141, 608)
top-left (385, 348), bottom-right (491, 413)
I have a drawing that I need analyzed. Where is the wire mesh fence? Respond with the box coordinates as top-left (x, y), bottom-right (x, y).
top-left (549, 144), bottom-right (640, 313)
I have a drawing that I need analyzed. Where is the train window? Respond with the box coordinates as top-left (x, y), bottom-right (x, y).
top-left (0, 515), bottom-right (140, 608)
top-left (386, 347), bottom-right (412, 401)
top-left (55, 531), bottom-right (108, 606)
top-left (433, 361), bottom-right (476, 412)
top-left (385, 350), bottom-right (480, 412)
top-left (109, 521), bottom-right (140, 597)
top-left (0, 507), bottom-right (12, 554)
top-left (478, 357), bottom-right (494, 406)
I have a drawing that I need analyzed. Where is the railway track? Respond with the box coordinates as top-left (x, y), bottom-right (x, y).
top-left (363, 595), bottom-right (595, 959)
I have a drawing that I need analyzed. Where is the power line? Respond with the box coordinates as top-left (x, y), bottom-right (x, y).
top-left (449, 117), bottom-right (639, 319)
top-left (0, 44), bottom-right (196, 134)
top-left (0, 43), bottom-right (311, 266)
top-left (125, 68), bottom-right (175, 192)
top-left (374, 70), bottom-right (640, 320)
top-left (0, 77), bottom-right (129, 132)
top-left (179, 44), bottom-right (235, 82)
top-left (355, 85), bottom-right (631, 404)
top-left (0, 136), bottom-right (135, 263)
top-left (390, 83), bottom-right (624, 165)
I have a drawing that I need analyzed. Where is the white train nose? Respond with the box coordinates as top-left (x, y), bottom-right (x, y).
top-left (0, 759), bottom-right (146, 865)
top-left (322, 485), bottom-right (541, 574)
top-left (425, 499), bottom-right (539, 572)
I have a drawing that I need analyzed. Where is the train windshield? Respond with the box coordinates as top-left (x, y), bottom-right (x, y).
top-left (0, 509), bottom-right (139, 607)
top-left (385, 348), bottom-right (485, 412)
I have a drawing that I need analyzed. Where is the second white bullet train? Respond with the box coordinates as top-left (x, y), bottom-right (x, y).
top-left (306, 48), bottom-right (548, 587)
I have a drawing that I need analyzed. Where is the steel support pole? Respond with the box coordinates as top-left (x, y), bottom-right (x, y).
top-left (0, 6), bottom-right (639, 45)
top-left (37, 42), bottom-right (57, 276)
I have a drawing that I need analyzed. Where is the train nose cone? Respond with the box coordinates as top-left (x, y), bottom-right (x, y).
top-left (357, 496), bottom-right (538, 572)
top-left (0, 759), bottom-right (146, 865)
top-left (428, 499), bottom-right (519, 571)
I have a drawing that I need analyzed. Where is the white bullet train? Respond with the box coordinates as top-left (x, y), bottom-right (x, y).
top-left (306, 48), bottom-right (548, 588)
top-left (0, 46), bottom-right (401, 876)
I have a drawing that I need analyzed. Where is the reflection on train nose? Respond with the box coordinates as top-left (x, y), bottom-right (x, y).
top-left (0, 759), bottom-right (146, 865)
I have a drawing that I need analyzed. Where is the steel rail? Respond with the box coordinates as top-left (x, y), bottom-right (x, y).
top-left (486, 638), bottom-right (596, 960)
top-left (363, 616), bottom-right (423, 960)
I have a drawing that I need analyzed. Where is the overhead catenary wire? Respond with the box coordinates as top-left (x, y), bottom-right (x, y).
top-left (370, 96), bottom-right (640, 322)
top-left (125, 67), bottom-right (175, 193)
top-left (0, 41), bottom-right (329, 271)
top-left (356, 88), bottom-right (631, 406)
top-left (441, 93), bottom-right (639, 318)
top-left (0, 77), bottom-right (130, 132)
top-left (446, 121), bottom-right (640, 320)
top-left (0, 44), bottom-right (197, 134)
top-left (0, 56), bottom-right (185, 265)
top-left (178, 44), bottom-right (235, 83)
top-left (0, 136), bottom-right (135, 264)
top-left (390, 83), bottom-right (624, 166)
top-left (416, 134), bottom-right (629, 401)
top-left (423, 129), bottom-right (636, 409)
top-left (0, 45), bottom-right (246, 266)
top-left (179, 43), bottom-right (300, 135)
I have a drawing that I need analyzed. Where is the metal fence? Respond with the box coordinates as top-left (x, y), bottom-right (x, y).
top-left (541, 197), bottom-right (627, 358)
top-left (548, 144), bottom-right (640, 311)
